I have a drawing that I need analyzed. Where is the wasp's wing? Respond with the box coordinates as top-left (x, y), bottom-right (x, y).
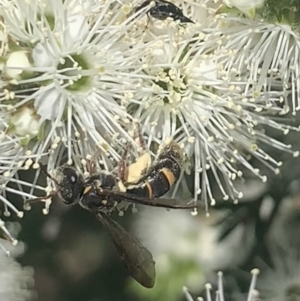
top-left (97, 212), bottom-right (156, 288)
top-left (99, 190), bottom-right (197, 209)
top-left (120, 195), bottom-right (197, 209)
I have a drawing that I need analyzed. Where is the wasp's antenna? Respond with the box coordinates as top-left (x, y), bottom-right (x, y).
top-left (39, 164), bottom-right (61, 187)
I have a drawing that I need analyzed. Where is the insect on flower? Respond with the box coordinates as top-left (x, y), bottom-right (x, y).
top-left (135, 0), bottom-right (195, 24)
top-left (25, 132), bottom-right (195, 288)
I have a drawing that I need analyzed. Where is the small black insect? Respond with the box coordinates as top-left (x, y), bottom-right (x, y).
top-left (25, 136), bottom-right (195, 288)
top-left (135, 0), bottom-right (194, 24)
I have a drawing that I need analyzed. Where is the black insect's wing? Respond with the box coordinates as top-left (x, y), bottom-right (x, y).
top-left (178, 15), bottom-right (194, 24)
top-left (97, 190), bottom-right (195, 209)
top-left (97, 212), bottom-right (156, 288)
top-left (124, 195), bottom-right (197, 209)
top-left (99, 190), bottom-right (197, 209)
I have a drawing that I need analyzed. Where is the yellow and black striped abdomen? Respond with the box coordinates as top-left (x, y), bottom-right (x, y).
top-left (126, 141), bottom-right (183, 198)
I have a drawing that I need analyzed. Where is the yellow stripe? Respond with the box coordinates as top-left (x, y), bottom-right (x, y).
top-left (161, 167), bottom-right (176, 186)
top-left (145, 181), bottom-right (153, 198)
top-left (83, 185), bottom-right (92, 195)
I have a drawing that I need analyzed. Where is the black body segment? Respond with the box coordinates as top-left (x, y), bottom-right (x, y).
top-left (135, 0), bottom-right (194, 24)
top-left (80, 173), bottom-right (117, 211)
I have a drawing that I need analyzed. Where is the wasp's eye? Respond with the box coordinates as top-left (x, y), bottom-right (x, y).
top-left (70, 175), bottom-right (76, 183)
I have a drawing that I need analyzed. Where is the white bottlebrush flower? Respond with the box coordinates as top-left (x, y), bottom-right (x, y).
top-left (0, 0), bottom-right (146, 220)
top-left (184, 269), bottom-right (260, 301)
top-left (126, 26), bottom-right (297, 208)
top-left (0, 0), bottom-right (298, 218)
top-left (0, 0), bottom-right (139, 176)
top-left (214, 7), bottom-right (300, 115)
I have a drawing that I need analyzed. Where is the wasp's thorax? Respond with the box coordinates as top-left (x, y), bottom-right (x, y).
top-left (79, 173), bottom-right (118, 213)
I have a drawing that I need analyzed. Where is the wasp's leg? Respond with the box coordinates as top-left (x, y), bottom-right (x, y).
top-left (86, 149), bottom-right (104, 174)
top-left (118, 143), bottom-right (130, 182)
top-left (134, 123), bottom-right (147, 152)
top-left (141, 13), bottom-right (151, 33)
top-left (86, 158), bottom-right (96, 175)
top-left (23, 192), bottom-right (56, 207)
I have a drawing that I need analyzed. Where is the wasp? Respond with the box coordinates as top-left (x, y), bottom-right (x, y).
top-left (135, 0), bottom-right (194, 24)
top-left (25, 137), bottom-right (195, 289)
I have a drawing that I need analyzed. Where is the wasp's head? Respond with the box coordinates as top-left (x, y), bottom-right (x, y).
top-left (56, 167), bottom-right (85, 205)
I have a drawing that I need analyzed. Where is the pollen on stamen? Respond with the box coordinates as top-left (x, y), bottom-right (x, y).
top-left (3, 172), bottom-right (10, 178)
top-left (33, 163), bottom-right (40, 169)
top-left (23, 203), bottom-right (31, 211)
top-left (4, 211), bottom-right (11, 217)
top-left (17, 161), bottom-right (24, 168)
top-left (17, 211), bottom-right (24, 218)
top-left (191, 208), bottom-right (198, 216)
top-left (188, 136), bottom-right (196, 143)
top-left (25, 150), bottom-right (32, 156)
top-left (205, 283), bottom-right (212, 290)
top-left (86, 154), bottom-right (92, 160)
top-left (293, 151), bottom-right (299, 157)
top-left (25, 159), bottom-right (33, 167)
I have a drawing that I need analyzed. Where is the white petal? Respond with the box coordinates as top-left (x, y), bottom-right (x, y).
top-left (65, 15), bottom-right (89, 49)
top-left (34, 89), bottom-right (61, 120)
top-left (32, 43), bottom-right (54, 68)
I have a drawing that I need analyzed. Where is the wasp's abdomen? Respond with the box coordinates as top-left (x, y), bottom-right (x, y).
top-left (126, 155), bottom-right (181, 198)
